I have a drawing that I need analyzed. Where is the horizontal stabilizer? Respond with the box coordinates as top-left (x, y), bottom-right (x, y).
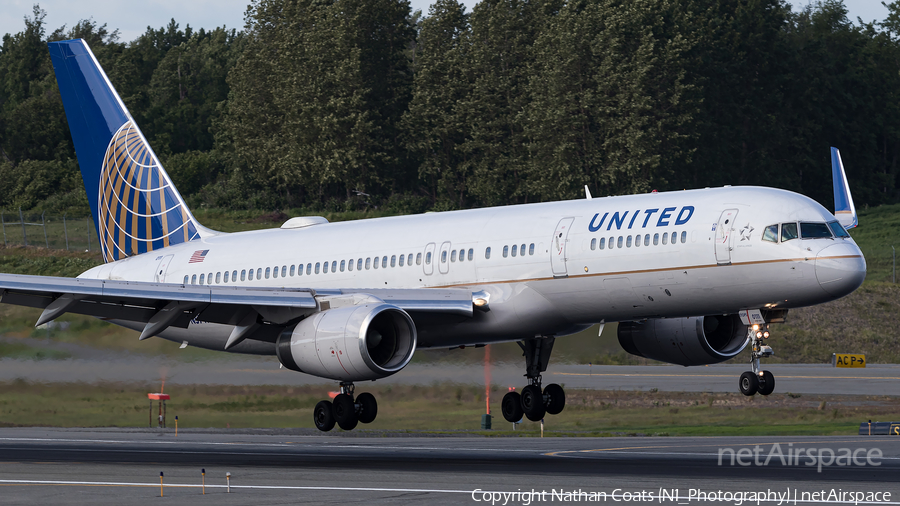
top-left (831, 147), bottom-right (857, 229)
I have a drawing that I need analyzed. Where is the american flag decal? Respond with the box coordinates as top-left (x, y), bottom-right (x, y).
top-left (188, 250), bottom-right (209, 263)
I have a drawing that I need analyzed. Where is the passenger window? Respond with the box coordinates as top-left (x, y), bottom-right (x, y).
top-left (273, 267), bottom-right (278, 278)
top-left (357, 259), bottom-right (363, 270)
top-left (635, 235), bottom-right (641, 247)
top-left (323, 262), bottom-right (329, 274)
top-left (626, 236), bottom-right (632, 248)
top-left (617, 236), bottom-right (623, 248)
top-left (644, 234), bottom-right (650, 246)
top-left (670, 232), bottom-right (676, 244)
top-left (248, 269), bottom-right (254, 281)
top-left (451, 250), bottom-right (457, 262)
top-left (200, 274), bottom-right (205, 284)
top-left (653, 233), bottom-right (659, 245)
top-left (503, 245), bottom-right (509, 258)
top-left (208, 273), bottom-right (213, 284)
top-left (282, 266), bottom-right (287, 277)
top-left (762, 225), bottom-right (778, 242)
top-left (426, 252), bottom-right (432, 264)
top-left (511, 245), bottom-right (517, 257)
top-left (609, 237), bottom-right (615, 249)
top-left (183, 275), bottom-right (188, 284)
top-left (591, 238), bottom-right (596, 250)
top-left (599, 238), bottom-right (605, 250)
top-left (232, 270), bottom-right (237, 281)
top-left (331, 261), bottom-right (337, 272)
top-left (191, 274), bottom-right (197, 284)
top-left (416, 253), bottom-right (422, 265)
top-left (366, 258), bottom-right (371, 270)
top-left (340, 260), bottom-right (346, 272)
top-left (348, 259), bottom-right (353, 271)
top-left (381, 257), bottom-right (387, 268)
top-left (800, 222), bottom-right (832, 239)
top-left (528, 244), bottom-right (533, 256)
top-left (373, 256), bottom-right (379, 269)
top-left (485, 247), bottom-right (491, 259)
top-left (781, 223), bottom-right (798, 242)
top-left (399, 255), bottom-right (405, 267)
top-left (390, 255), bottom-right (396, 267)
top-left (681, 231), bottom-right (687, 244)
top-left (266, 267), bottom-right (271, 279)
top-left (408, 253), bottom-right (414, 265)
top-left (315, 262), bottom-right (320, 274)
top-left (828, 221), bottom-right (850, 238)
top-left (256, 268), bottom-right (262, 279)
top-left (662, 233), bottom-right (668, 245)
top-left (223, 271), bottom-right (229, 283)
top-left (306, 263), bottom-right (312, 275)
top-left (290, 265), bottom-right (295, 276)
top-left (441, 251), bottom-right (448, 263)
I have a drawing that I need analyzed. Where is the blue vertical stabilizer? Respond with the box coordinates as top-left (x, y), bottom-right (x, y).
top-left (49, 39), bottom-right (209, 263)
top-left (830, 147), bottom-right (858, 229)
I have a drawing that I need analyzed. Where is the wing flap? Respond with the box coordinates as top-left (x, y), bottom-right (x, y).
top-left (0, 274), bottom-right (475, 333)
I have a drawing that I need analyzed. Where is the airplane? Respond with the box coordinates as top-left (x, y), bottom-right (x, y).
top-left (0, 39), bottom-right (866, 431)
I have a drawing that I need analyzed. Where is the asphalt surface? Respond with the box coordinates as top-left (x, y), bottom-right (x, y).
top-left (3, 355), bottom-right (900, 395)
top-left (1, 428), bottom-right (899, 505)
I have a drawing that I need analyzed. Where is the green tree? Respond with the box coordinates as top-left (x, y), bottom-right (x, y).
top-left (525, 0), bottom-right (697, 201)
top-left (403, 0), bottom-right (471, 208)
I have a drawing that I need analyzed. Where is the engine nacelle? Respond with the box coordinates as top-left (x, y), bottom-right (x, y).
top-left (617, 315), bottom-right (749, 366)
top-left (276, 304), bottom-right (416, 381)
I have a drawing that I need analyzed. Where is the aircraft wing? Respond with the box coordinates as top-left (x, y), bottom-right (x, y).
top-left (0, 273), bottom-right (474, 342)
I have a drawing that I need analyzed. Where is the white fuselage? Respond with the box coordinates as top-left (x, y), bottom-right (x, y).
top-left (82, 186), bottom-right (866, 353)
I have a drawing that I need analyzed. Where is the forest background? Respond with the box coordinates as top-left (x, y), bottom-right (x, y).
top-left (1, 0), bottom-right (900, 217)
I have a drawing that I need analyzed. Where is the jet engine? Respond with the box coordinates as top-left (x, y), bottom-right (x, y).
top-left (276, 304), bottom-right (416, 381)
top-left (617, 315), bottom-right (749, 366)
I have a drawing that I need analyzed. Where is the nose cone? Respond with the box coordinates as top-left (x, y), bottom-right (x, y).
top-left (815, 242), bottom-right (866, 297)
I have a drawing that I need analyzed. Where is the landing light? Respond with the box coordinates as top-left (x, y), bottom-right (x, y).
top-left (752, 324), bottom-right (760, 331)
top-left (756, 331), bottom-right (763, 338)
top-left (763, 331), bottom-right (770, 339)
top-left (474, 298), bottom-right (488, 307)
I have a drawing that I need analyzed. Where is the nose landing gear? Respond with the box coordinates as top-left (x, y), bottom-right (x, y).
top-left (739, 324), bottom-right (775, 396)
top-left (313, 382), bottom-right (379, 432)
top-left (501, 336), bottom-right (567, 423)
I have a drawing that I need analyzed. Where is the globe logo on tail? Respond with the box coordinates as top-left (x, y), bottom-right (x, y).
top-left (98, 121), bottom-right (199, 262)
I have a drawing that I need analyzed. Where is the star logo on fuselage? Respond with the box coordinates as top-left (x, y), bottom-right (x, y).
top-left (739, 223), bottom-right (755, 241)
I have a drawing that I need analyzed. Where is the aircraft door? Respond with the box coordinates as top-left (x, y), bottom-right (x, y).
top-left (154, 254), bottom-right (174, 283)
top-left (715, 209), bottom-right (738, 265)
top-left (438, 241), bottom-right (451, 274)
top-left (550, 217), bottom-right (575, 277)
top-left (423, 242), bottom-right (436, 275)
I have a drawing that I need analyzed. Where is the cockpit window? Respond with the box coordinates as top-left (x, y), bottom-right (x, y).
top-left (780, 223), bottom-right (798, 242)
top-left (828, 221), bottom-right (850, 238)
top-left (800, 222), bottom-right (832, 239)
top-left (762, 225), bottom-right (778, 243)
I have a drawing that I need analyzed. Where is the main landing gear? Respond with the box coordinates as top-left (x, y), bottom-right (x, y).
top-left (738, 324), bottom-right (775, 396)
top-left (313, 382), bottom-right (378, 432)
top-left (501, 336), bottom-right (567, 423)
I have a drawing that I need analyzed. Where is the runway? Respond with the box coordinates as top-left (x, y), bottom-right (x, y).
top-left (3, 354), bottom-right (900, 395)
top-left (1, 428), bottom-right (899, 505)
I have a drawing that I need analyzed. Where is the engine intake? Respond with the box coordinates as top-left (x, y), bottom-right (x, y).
top-left (617, 315), bottom-right (749, 366)
top-left (276, 304), bottom-right (416, 381)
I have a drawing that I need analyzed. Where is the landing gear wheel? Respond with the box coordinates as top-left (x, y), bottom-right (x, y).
top-left (739, 371), bottom-right (759, 396)
top-left (332, 393), bottom-right (358, 430)
top-left (543, 383), bottom-right (566, 415)
top-left (501, 391), bottom-right (524, 423)
top-left (314, 400), bottom-right (336, 432)
top-left (356, 392), bottom-right (378, 424)
top-left (521, 385), bottom-right (546, 421)
top-left (758, 371), bottom-right (775, 396)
